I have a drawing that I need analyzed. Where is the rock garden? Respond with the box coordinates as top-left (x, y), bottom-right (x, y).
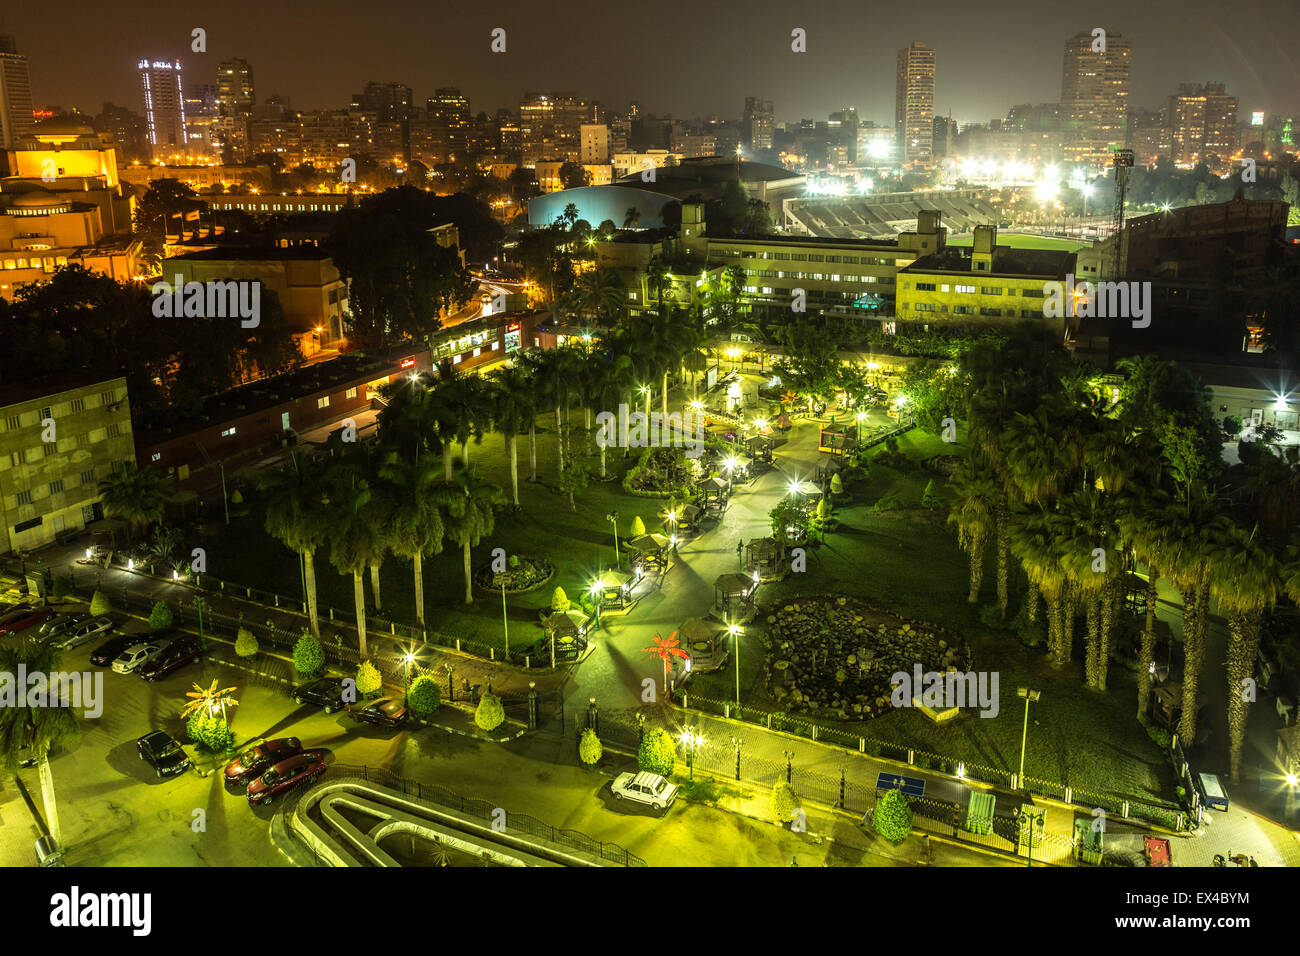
top-left (761, 595), bottom-right (971, 720)
top-left (473, 554), bottom-right (554, 593)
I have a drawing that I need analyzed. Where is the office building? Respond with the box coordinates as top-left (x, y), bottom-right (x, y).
top-left (138, 59), bottom-right (188, 161)
top-left (1165, 82), bottom-right (1238, 171)
top-left (0, 36), bottom-right (34, 151)
top-left (580, 123), bottom-right (610, 164)
top-left (743, 97), bottom-right (774, 151)
top-left (1061, 30), bottom-right (1131, 168)
top-left (896, 43), bottom-right (936, 168)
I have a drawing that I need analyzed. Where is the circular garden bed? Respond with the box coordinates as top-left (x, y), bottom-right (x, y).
top-left (762, 595), bottom-right (971, 720)
top-left (473, 555), bottom-right (554, 593)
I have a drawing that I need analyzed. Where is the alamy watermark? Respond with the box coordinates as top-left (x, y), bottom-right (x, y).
top-left (0, 665), bottom-right (103, 718)
top-left (1043, 273), bottom-right (1150, 328)
top-left (594, 404), bottom-right (705, 458)
top-left (890, 664), bottom-right (1000, 718)
top-left (150, 275), bottom-right (261, 328)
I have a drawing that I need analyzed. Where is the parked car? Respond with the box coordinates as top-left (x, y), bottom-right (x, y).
top-left (37, 612), bottom-right (90, 641)
top-left (349, 698), bottom-right (409, 728)
top-left (52, 616), bottom-right (114, 651)
top-left (136, 731), bottom-right (191, 778)
top-left (0, 605), bottom-right (56, 638)
top-left (293, 676), bottom-right (351, 714)
top-left (246, 751), bottom-right (326, 806)
top-left (138, 636), bottom-right (202, 681)
top-left (90, 633), bottom-right (144, 667)
top-left (610, 771), bottom-right (679, 810)
top-left (111, 640), bottom-right (170, 674)
top-left (224, 737), bottom-right (303, 789)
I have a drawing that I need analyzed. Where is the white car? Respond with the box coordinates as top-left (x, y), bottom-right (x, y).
top-left (52, 616), bottom-right (114, 650)
top-left (611, 771), bottom-right (679, 810)
top-left (111, 640), bottom-right (168, 674)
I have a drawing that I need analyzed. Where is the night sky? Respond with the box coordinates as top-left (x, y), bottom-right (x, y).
top-left (6, 0), bottom-right (1299, 125)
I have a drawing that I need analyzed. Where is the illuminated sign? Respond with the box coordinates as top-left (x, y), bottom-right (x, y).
top-left (399, 356), bottom-right (416, 369)
top-left (507, 322), bottom-right (520, 332)
top-left (504, 330), bottom-right (521, 352)
top-left (1251, 111), bottom-right (1265, 126)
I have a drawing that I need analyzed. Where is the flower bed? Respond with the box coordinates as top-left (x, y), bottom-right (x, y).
top-left (473, 555), bottom-right (554, 593)
top-left (762, 595), bottom-right (971, 720)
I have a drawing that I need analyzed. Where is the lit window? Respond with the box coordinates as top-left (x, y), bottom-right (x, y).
top-left (345, 387), bottom-right (358, 400)
top-left (317, 396), bottom-right (330, 409)
top-left (220, 427), bottom-right (237, 437)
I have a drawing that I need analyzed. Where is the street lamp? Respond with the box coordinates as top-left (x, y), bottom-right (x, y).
top-left (1017, 687), bottom-right (1041, 788)
top-left (403, 652), bottom-right (415, 705)
top-left (605, 511), bottom-right (620, 569)
top-left (723, 456), bottom-right (738, 493)
top-left (731, 736), bottom-right (743, 781)
top-left (783, 749), bottom-right (795, 783)
top-left (729, 622), bottom-right (743, 706)
top-left (679, 728), bottom-right (704, 780)
top-left (193, 595), bottom-right (207, 652)
top-left (589, 580), bottom-right (603, 627)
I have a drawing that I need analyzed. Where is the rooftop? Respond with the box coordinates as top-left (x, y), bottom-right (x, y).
top-left (902, 245), bottom-right (1076, 278)
top-left (0, 372), bottom-right (126, 410)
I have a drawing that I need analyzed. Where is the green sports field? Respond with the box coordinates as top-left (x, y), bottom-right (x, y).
top-left (947, 232), bottom-right (1090, 252)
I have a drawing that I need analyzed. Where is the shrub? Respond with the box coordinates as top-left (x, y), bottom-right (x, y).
top-left (873, 788), bottom-right (913, 842)
top-left (772, 780), bottom-right (801, 826)
top-left (578, 727), bottom-right (603, 766)
top-left (292, 632), bottom-right (325, 677)
top-left (508, 553), bottom-right (520, 568)
top-left (186, 709), bottom-right (232, 753)
top-left (148, 601), bottom-right (174, 633)
top-left (829, 473), bottom-right (844, 495)
top-left (51, 576), bottom-right (72, 600)
top-left (89, 590), bottom-right (112, 617)
top-left (630, 515), bottom-right (646, 537)
top-left (234, 628), bottom-right (259, 658)
top-left (1140, 717), bottom-right (1172, 751)
top-left (637, 726), bottom-right (676, 777)
top-left (356, 660), bottom-right (382, 697)
top-left (407, 674), bottom-right (441, 718)
top-left (475, 691), bottom-right (506, 732)
top-left (921, 479), bottom-right (939, 509)
top-left (551, 586), bottom-right (570, 614)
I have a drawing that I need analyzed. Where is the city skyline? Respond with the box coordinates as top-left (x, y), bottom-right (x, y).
top-left (4, 0), bottom-right (1299, 127)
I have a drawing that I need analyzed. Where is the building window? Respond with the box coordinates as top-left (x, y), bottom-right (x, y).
top-left (106, 423), bottom-right (121, 438)
top-left (42, 443), bottom-right (57, 457)
top-left (49, 479), bottom-right (63, 494)
top-left (15, 490), bottom-right (32, 506)
top-left (955, 284), bottom-right (975, 294)
top-left (981, 287), bottom-right (1002, 295)
top-left (80, 468), bottom-right (95, 485)
top-left (915, 282), bottom-right (936, 292)
top-left (345, 387), bottom-right (358, 400)
top-left (100, 390), bottom-right (116, 406)
top-left (10, 450), bottom-right (25, 466)
top-left (70, 398), bottom-right (85, 413)
top-left (151, 453), bottom-right (162, 462)
top-left (220, 427), bottom-right (237, 437)
top-left (980, 308), bottom-right (1001, 317)
top-left (317, 396), bottom-right (331, 409)
top-left (4, 415), bottom-right (19, 431)
top-left (40, 406), bottom-right (52, 421)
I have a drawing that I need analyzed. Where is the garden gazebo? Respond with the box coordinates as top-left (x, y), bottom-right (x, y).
top-left (714, 572), bottom-right (757, 615)
top-left (679, 617), bottom-right (729, 673)
top-left (745, 536), bottom-right (783, 576)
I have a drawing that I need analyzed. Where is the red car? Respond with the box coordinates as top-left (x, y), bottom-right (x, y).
top-left (0, 605), bottom-right (56, 638)
top-left (246, 751), bottom-right (326, 806)
top-left (224, 737), bottom-right (303, 788)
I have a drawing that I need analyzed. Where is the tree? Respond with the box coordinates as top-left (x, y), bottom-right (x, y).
top-left (641, 631), bottom-right (688, 688)
top-left (579, 727), bottom-right (603, 766)
top-left (293, 632), bottom-right (325, 678)
top-left (97, 463), bottom-right (173, 541)
top-left (148, 601), bottom-right (174, 633)
top-left (873, 788), bottom-right (913, 842)
top-left (487, 364), bottom-right (536, 507)
top-left (572, 267), bottom-right (627, 327)
top-left (921, 479), bottom-right (939, 509)
top-left (630, 515), bottom-right (647, 537)
top-left (180, 679), bottom-right (238, 752)
top-left (637, 726), bottom-right (676, 776)
top-left (475, 691), bottom-right (505, 732)
top-left (377, 451), bottom-right (446, 626)
top-left (136, 178), bottom-right (203, 237)
top-left (234, 628), bottom-right (259, 658)
top-left (259, 451), bottom-right (329, 637)
top-left (185, 709), bottom-right (233, 752)
top-left (356, 660), bottom-right (382, 697)
top-left (947, 459), bottom-right (997, 604)
top-left (551, 586), bottom-right (570, 613)
top-left (442, 463), bottom-right (505, 604)
top-left (324, 446), bottom-right (386, 657)
top-left (408, 674), bottom-right (441, 717)
top-left (555, 434), bottom-right (594, 511)
top-left (0, 641), bottom-right (81, 850)
top-left (89, 590), bottom-right (112, 617)
top-left (772, 780), bottom-right (801, 826)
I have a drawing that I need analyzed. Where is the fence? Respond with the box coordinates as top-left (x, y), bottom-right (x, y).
top-left (300, 762), bottom-right (646, 867)
top-left (675, 691), bottom-right (1184, 831)
top-left (55, 561), bottom-right (567, 672)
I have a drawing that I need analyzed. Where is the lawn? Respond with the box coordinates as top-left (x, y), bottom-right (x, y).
top-left (686, 426), bottom-right (1179, 811)
top-left (200, 410), bottom-right (676, 654)
top-left (946, 232), bottom-right (1090, 253)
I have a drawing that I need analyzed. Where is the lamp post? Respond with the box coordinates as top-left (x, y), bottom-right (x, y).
top-left (784, 749), bottom-right (795, 783)
top-left (403, 652), bottom-right (415, 705)
top-left (501, 582), bottom-right (510, 657)
top-left (606, 511), bottom-right (620, 569)
top-left (217, 461), bottom-right (229, 525)
top-left (193, 595), bottom-right (207, 652)
top-left (1017, 687), bottom-right (1041, 788)
top-left (729, 622), bottom-right (743, 706)
top-left (1019, 806), bottom-right (1045, 867)
top-left (680, 728), bottom-right (704, 780)
top-left (589, 581), bottom-right (603, 628)
top-left (723, 456), bottom-right (737, 494)
top-left (731, 736), bottom-right (743, 780)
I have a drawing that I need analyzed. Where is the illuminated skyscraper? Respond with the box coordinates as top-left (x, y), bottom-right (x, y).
top-left (1060, 31), bottom-right (1131, 169)
top-left (1165, 82), bottom-right (1237, 171)
top-left (895, 42), bottom-right (935, 168)
top-left (0, 36), bottom-right (34, 150)
top-left (743, 97), bottom-right (774, 151)
top-left (138, 58), bottom-right (187, 161)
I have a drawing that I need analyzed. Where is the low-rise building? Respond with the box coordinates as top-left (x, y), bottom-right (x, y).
top-left (0, 375), bottom-right (134, 554)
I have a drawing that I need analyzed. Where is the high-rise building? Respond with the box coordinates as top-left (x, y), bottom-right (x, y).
top-left (217, 58), bottom-right (255, 117)
top-left (0, 36), bottom-right (34, 151)
top-left (138, 58), bottom-right (187, 161)
top-left (1060, 30), bottom-right (1131, 169)
top-left (1164, 82), bottom-right (1238, 171)
top-left (895, 42), bottom-right (935, 168)
top-left (743, 97), bottom-right (774, 151)
top-left (580, 123), bottom-right (609, 164)
top-left (94, 102), bottom-right (150, 164)
top-left (184, 83), bottom-right (219, 159)
top-left (428, 87), bottom-right (470, 159)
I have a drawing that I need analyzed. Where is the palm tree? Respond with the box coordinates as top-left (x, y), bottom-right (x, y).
top-left (377, 452), bottom-right (446, 626)
top-left (260, 452), bottom-right (329, 636)
top-left (376, 375), bottom-right (449, 473)
top-left (97, 462), bottom-right (173, 542)
top-left (488, 364), bottom-right (536, 507)
top-left (641, 631), bottom-right (688, 688)
top-left (1118, 488), bottom-right (1174, 719)
top-left (1009, 507), bottom-right (1073, 665)
top-left (573, 267), bottom-right (627, 327)
top-left (442, 463), bottom-right (504, 605)
top-left (623, 206), bottom-right (641, 229)
top-left (1211, 524), bottom-right (1279, 782)
top-left (181, 679), bottom-right (239, 743)
top-left (947, 458), bottom-right (997, 604)
top-left (324, 453), bottom-right (384, 657)
top-left (0, 641), bottom-right (80, 851)
top-left (528, 349), bottom-right (572, 475)
top-left (437, 372), bottom-right (489, 469)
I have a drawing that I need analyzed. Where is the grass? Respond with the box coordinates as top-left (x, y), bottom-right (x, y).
top-left (946, 232), bottom-right (1089, 253)
top-left (201, 411), bottom-right (675, 653)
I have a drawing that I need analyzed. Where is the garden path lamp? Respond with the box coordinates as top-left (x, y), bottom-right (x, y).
top-left (589, 581), bottom-right (603, 627)
top-left (606, 512), bottom-right (620, 569)
top-left (723, 456), bottom-right (737, 493)
top-left (731, 736), bottom-right (743, 780)
top-left (679, 728), bottom-right (704, 780)
top-left (1017, 688), bottom-right (1040, 788)
top-left (403, 652), bottom-right (415, 705)
top-left (729, 622), bottom-right (743, 706)
top-left (193, 595), bottom-right (207, 652)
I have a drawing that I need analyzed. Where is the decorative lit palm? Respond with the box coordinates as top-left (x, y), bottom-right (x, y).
top-left (181, 679), bottom-right (240, 722)
top-left (780, 390), bottom-right (799, 408)
top-left (641, 630), bottom-right (689, 685)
